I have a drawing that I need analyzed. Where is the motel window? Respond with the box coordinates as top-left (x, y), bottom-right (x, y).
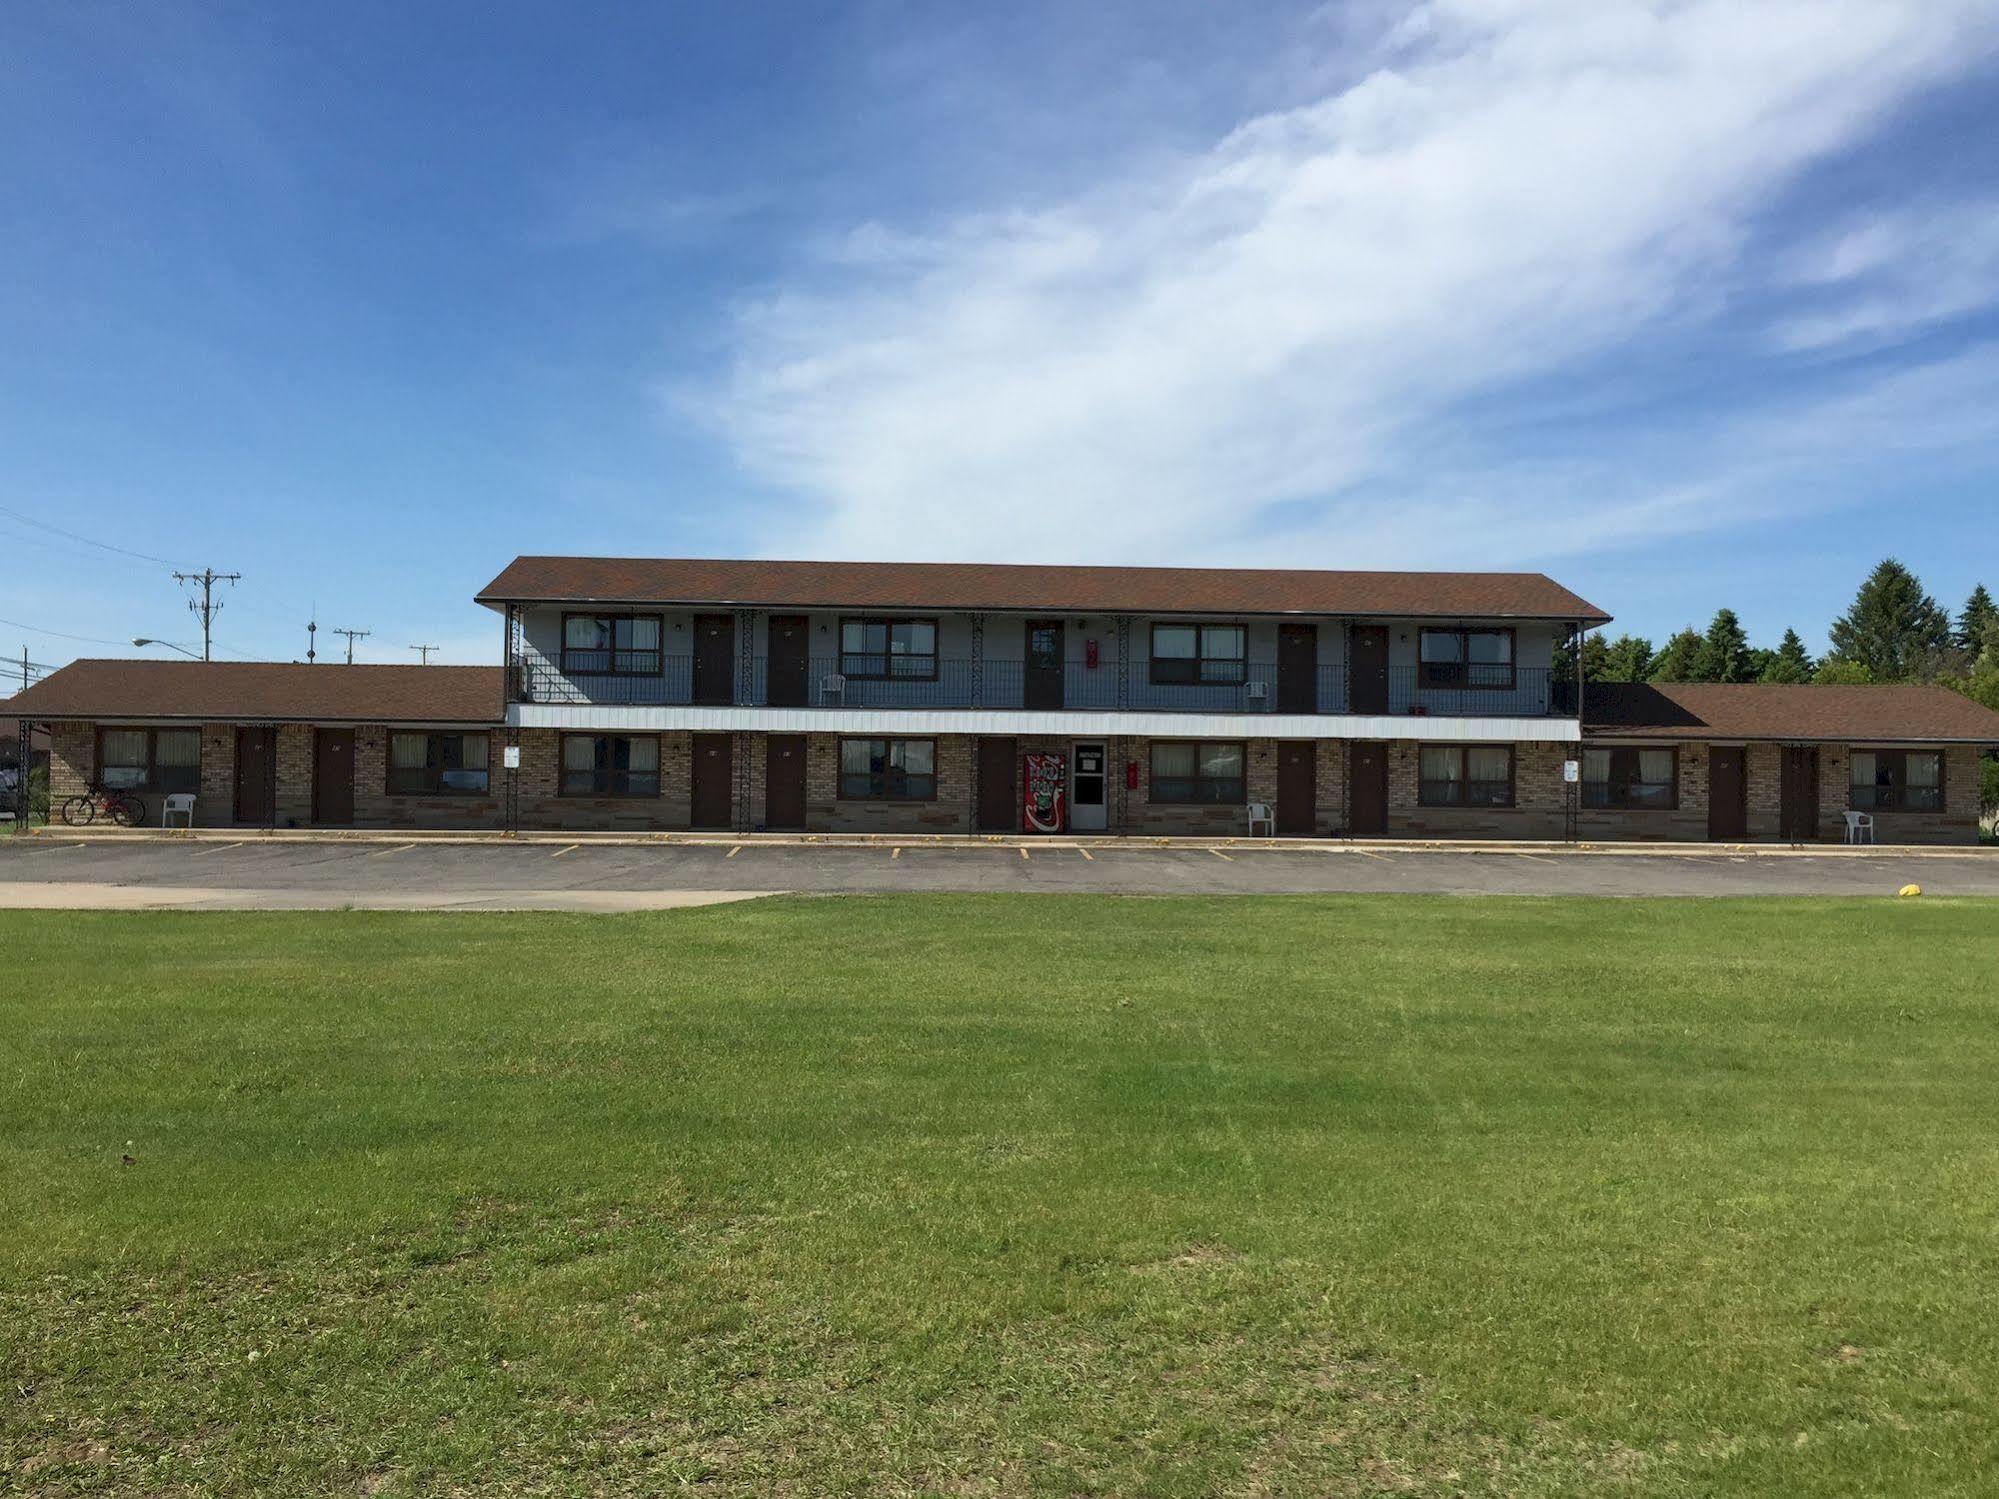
top-left (1849, 750), bottom-right (1943, 812)
top-left (1582, 746), bottom-right (1677, 809)
top-left (839, 738), bottom-right (936, 800)
top-left (97, 728), bottom-right (200, 794)
top-left (839, 618), bottom-right (938, 679)
top-left (1418, 745), bottom-right (1515, 807)
top-left (560, 614), bottom-right (663, 676)
top-left (1149, 741), bottom-right (1246, 803)
top-left (561, 734), bottom-right (659, 797)
top-left (388, 732), bottom-right (490, 796)
top-left (1150, 624), bottom-right (1247, 685)
top-left (1419, 628), bottom-right (1516, 689)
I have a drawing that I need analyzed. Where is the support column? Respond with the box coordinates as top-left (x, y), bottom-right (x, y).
top-left (1115, 616), bottom-right (1131, 710)
top-left (969, 613), bottom-right (984, 707)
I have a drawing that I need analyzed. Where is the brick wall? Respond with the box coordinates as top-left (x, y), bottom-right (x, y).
top-left (1380, 739), bottom-right (1570, 840)
top-left (47, 722), bottom-right (89, 804)
top-left (1574, 740), bottom-right (1709, 843)
top-left (1122, 735), bottom-right (1280, 837)
top-left (514, 727), bottom-right (692, 832)
top-left (802, 731), bottom-right (973, 833)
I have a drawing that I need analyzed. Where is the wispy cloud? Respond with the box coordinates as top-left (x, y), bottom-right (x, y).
top-left (687, 0), bottom-right (1999, 566)
top-left (1769, 200), bottom-right (1999, 350)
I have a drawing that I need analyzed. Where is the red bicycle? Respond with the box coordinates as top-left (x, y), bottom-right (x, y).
top-left (61, 782), bottom-right (146, 827)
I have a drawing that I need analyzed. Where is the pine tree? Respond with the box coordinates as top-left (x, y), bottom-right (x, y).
top-left (1588, 634), bottom-right (1654, 682)
top-left (1647, 628), bottom-right (1703, 683)
top-left (1958, 584), bottom-right (1997, 653)
top-left (1690, 608), bottom-right (1755, 683)
top-left (1759, 628), bottom-right (1816, 683)
top-left (1825, 559), bottom-right (1953, 682)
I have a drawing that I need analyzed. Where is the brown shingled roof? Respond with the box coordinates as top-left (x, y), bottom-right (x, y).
top-left (1585, 682), bottom-right (1999, 744)
top-left (476, 556), bottom-right (1611, 623)
top-left (7, 661), bottom-right (502, 724)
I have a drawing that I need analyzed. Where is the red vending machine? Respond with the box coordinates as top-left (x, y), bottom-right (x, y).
top-left (1022, 752), bottom-right (1066, 833)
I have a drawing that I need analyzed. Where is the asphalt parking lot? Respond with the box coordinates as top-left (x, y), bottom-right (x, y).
top-left (2, 835), bottom-right (1996, 908)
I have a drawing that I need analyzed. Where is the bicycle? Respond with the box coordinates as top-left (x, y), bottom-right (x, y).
top-left (60, 782), bottom-right (147, 828)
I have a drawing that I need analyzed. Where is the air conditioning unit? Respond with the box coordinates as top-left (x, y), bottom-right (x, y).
top-left (1245, 680), bottom-right (1269, 702)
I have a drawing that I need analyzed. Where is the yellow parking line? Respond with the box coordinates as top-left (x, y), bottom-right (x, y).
top-left (1351, 848), bottom-right (1390, 861)
top-left (726, 844), bottom-right (743, 858)
top-left (1210, 848), bottom-right (1234, 861)
top-left (891, 846), bottom-right (902, 859)
top-left (1019, 846), bottom-right (1030, 860)
top-left (367, 843), bottom-right (415, 858)
top-left (191, 842), bottom-right (244, 856)
top-left (550, 844), bottom-right (581, 858)
top-left (1077, 846), bottom-right (1094, 860)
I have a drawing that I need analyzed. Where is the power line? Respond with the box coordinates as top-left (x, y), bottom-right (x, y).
top-left (0, 502), bottom-right (183, 566)
top-left (0, 616), bottom-right (134, 647)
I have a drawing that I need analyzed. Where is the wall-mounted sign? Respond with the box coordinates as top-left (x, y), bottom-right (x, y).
top-left (503, 745), bottom-right (522, 770)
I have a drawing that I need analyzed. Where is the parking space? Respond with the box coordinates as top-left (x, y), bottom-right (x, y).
top-left (2, 835), bottom-right (1996, 908)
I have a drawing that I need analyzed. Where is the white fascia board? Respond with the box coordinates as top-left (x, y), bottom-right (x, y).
top-left (509, 703), bottom-right (1581, 742)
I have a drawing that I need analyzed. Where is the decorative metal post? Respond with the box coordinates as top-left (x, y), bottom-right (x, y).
top-left (968, 613), bottom-right (984, 707)
top-left (1114, 616), bottom-right (1131, 710)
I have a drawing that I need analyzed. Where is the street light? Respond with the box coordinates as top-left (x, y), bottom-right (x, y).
top-left (132, 638), bottom-right (204, 660)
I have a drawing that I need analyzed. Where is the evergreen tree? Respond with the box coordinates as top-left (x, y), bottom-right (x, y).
top-left (1690, 608), bottom-right (1755, 683)
top-left (1648, 628), bottom-right (1703, 683)
top-left (1759, 629), bottom-right (1816, 683)
top-left (1958, 584), bottom-right (1997, 653)
top-left (1589, 634), bottom-right (1654, 682)
top-left (1826, 559), bottom-right (1952, 682)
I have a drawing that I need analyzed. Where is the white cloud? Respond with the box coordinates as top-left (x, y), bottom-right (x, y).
top-left (1769, 200), bottom-right (1999, 350)
top-left (688, 0), bottom-right (1999, 567)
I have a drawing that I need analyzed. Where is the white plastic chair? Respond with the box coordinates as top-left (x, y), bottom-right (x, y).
top-left (1246, 802), bottom-right (1275, 837)
top-left (1843, 810), bottom-right (1875, 845)
top-left (819, 672), bottom-right (846, 705)
top-left (162, 793), bottom-right (197, 829)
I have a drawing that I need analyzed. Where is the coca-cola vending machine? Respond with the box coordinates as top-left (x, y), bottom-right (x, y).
top-left (1022, 752), bottom-right (1066, 833)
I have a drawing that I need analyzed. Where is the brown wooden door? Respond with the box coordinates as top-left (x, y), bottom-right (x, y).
top-left (1276, 741), bottom-right (1316, 835)
top-left (1351, 626), bottom-right (1389, 714)
top-left (234, 727), bottom-right (275, 825)
top-left (764, 734), bottom-right (806, 830)
top-left (693, 615), bottom-right (735, 705)
top-left (1278, 624), bottom-right (1318, 714)
top-left (691, 733), bottom-right (733, 829)
top-left (767, 615), bottom-right (809, 707)
top-left (977, 737), bottom-right (1018, 831)
top-left (1780, 745), bottom-right (1819, 842)
top-left (1707, 746), bottom-right (1746, 841)
top-left (1024, 621), bottom-right (1065, 709)
top-left (313, 728), bottom-right (355, 825)
top-left (1348, 741), bottom-right (1388, 836)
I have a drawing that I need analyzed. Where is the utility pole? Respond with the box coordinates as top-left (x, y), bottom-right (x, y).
top-left (172, 568), bottom-right (241, 662)
top-left (332, 628), bottom-right (370, 665)
top-left (409, 644), bottom-right (439, 665)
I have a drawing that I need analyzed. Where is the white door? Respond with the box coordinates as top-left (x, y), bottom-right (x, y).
top-left (1070, 741), bottom-right (1108, 831)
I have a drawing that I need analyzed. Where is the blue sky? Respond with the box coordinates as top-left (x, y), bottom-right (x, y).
top-left (4, 0), bottom-right (1998, 681)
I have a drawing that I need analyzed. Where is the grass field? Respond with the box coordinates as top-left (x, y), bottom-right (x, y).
top-left (4, 896), bottom-right (1998, 1496)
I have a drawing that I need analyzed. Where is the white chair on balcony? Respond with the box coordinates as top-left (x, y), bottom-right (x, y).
top-left (819, 672), bottom-right (847, 705)
top-left (1843, 810), bottom-right (1875, 845)
top-left (1246, 802), bottom-right (1275, 837)
top-left (162, 793), bottom-right (197, 830)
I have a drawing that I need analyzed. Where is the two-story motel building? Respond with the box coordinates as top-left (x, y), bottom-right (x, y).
top-left (12, 555), bottom-right (1999, 843)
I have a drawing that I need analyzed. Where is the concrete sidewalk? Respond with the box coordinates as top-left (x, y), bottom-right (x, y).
top-left (0, 882), bottom-right (771, 913)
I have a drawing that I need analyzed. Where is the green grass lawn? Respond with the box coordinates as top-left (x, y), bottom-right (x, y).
top-left (5, 896), bottom-right (1998, 1496)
